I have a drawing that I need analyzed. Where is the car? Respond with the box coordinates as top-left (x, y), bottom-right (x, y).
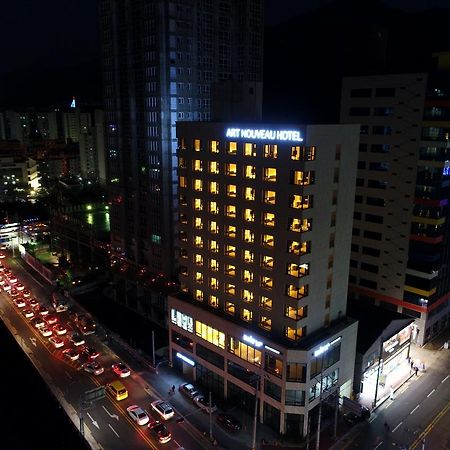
top-left (7, 275), bottom-right (18, 284)
top-left (0, 278), bottom-right (5, 285)
top-left (13, 298), bottom-right (26, 308)
top-left (15, 283), bottom-right (25, 291)
top-left (44, 314), bottom-right (58, 325)
top-left (37, 305), bottom-right (49, 316)
top-left (343, 411), bottom-right (361, 426)
top-left (126, 405), bottom-right (150, 426)
top-left (9, 289), bottom-right (20, 298)
top-left (112, 362), bottom-right (131, 378)
top-left (82, 346), bottom-right (100, 359)
top-left (82, 361), bottom-right (104, 375)
top-left (149, 422), bottom-right (172, 444)
top-left (69, 333), bottom-right (85, 347)
top-left (21, 308), bottom-right (35, 319)
top-left (217, 413), bottom-right (242, 432)
top-left (39, 326), bottom-right (52, 337)
top-left (62, 348), bottom-right (79, 361)
top-left (2, 284), bottom-right (11, 291)
top-left (22, 289), bottom-right (31, 298)
top-left (53, 324), bottom-right (67, 335)
top-left (178, 382), bottom-right (199, 399)
top-left (48, 336), bottom-right (65, 348)
top-left (28, 298), bottom-right (39, 308)
top-left (31, 316), bottom-right (46, 328)
top-left (151, 400), bottom-right (174, 421)
top-left (0, 252), bottom-right (5, 258)
top-left (193, 395), bottom-right (218, 414)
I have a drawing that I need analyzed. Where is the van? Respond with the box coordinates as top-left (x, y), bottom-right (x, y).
top-left (106, 380), bottom-right (128, 401)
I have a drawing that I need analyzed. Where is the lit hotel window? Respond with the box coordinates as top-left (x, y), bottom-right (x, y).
top-left (287, 284), bottom-right (308, 299)
top-left (194, 139), bottom-right (201, 152)
top-left (179, 176), bottom-right (187, 188)
top-left (195, 321), bottom-right (225, 348)
top-left (210, 277), bottom-right (219, 290)
top-left (225, 264), bottom-right (236, 276)
top-left (210, 240), bottom-right (219, 253)
top-left (209, 221), bottom-right (219, 234)
top-left (243, 289), bottom-right (254, 302)
top-left (292, 170), bottom-right (314, 185)
top-left (244, 142), bottom-right (257, 157)
top-left (261, 276), bottom-right (273, 290)
top-left (263, 212), bottom-right (275, 227)
top-left (262, 234), bottom-right (274, 248)
top-left (289, 218), bottom-right (311, 233)
top-left (195, 271), bottom-right (203, 284)
top-left (260, 316), bottom-right (272, 331)
top-left (262, 255), bottom-right (274, 269)
top-left (193, 159), bottom-right (203, 171)
top-left (244, 208), bottom-right (255, 222)
top-left (195, 289), bottom-right (203, 301)
top-left (290, 194), bottom-right (313, 209)
top-left (210, 259), bottom-right (219, 271)
top-left (228, 141), bottom-right (238, 155)
top-left (264, 144), bottom-right (278, 158)
top-left (194, 217), bottom-right (203, 229)
top-left (245, 187), bottom-right (255, 201)
top-left (225, 245), bottom-right (236, 257)
top-left (209, 201), bottom-right (219, 214)
top-left (178, 157), bottom-right (186, 169)
top-left (194, 236), bottom-right (203, 248)
top-left (244, 250), bottom-right (254, 263)
top-left (209, 161), bottom-right (219, 174)
top-left (209, 295), bottom-right (219, 308)
top-left (227, 184), bottom-right (237, 197)
top-left (180, 248), bottom-right (188, 259)
top-left (209, 181), bottom-right (219, 194)
top-left (264, 167), bottom-right (277, 182)
top-left (243, 229), bottom-right (254, 243)
top-left (291, 145), bottom-right (315, 161)
top-left (286, 326), bottom-right (306, 341)
top-left (225, 301), bottom-right (235, 315)
top-left (194, 254), bottom-right (203, 266)
top-left (242, 309), bottom-right (252, 322)
top-left (245, 165), bottom-right (256, 179)
top-left (194, 179), bottom-right (203, 191)
top-left (243, 270), bottom-right (254, 283)
top-left (225, 283), bottom-right (236, 296)
top-left (288, 240), bottom-right (310, 255)
top-left (260, 296), bottom-right (272, 310)
top-left (194, 198), bottom-right (203, 211)
top-left (210, 140), bottom-right (219, 153)
top-left (226, 163), bottom-right (237, 176)
top-left (226, 204), bottom-right (237, 218)
top-left (287, 263), bottom-right (309, 277)
top-left (225, 225), bottom-right (236, 238)
top-left (285, 305), bottom-right (307, 320)
top-left (263, 190), bottom-right (276, 204)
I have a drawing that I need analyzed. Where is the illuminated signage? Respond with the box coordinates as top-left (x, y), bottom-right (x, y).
top-left (226, 127), bottom-right (303, 142)
top-left (443, 161), bottom-right (450, 176)
top-left (171, 308), bottom-right (193, 333)
top-left (313, 336), bottom-right (342, 357)
top-left (243, 334), bottom-right (263, 348)
top-left (176, 352), bottom-right (195, 366)
top-left (264, 345), bottom-right (280, 355)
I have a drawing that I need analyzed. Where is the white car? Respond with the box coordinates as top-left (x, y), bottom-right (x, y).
top-left (112, 362), bottom-right (131, 378)
top-left (31, 317), bottom-right (46, 328)
top-left (21, 308), bottom-right (35, 319)
top-left (83, 361), bottom-right (104, 375)
top-left (62, 348), bottom-right (79, 361)
top-left (127, 405), bottom-right (150, 426)
top-left (48, 336), bottom-right (65, 348)
top-left (151, 400), bottom-right (174, 421)
top-left (39, 326), bottom-right (52, 337)
top-left (53, 324), bottom-right (67, 335)
top-left (2, 284), bottom-right (11, 291)
top-left (193, 395), bottom-right (218, 414)
top-left (15, 283), bottom-right (25, 291)
top-left (13, 298), bottom-right (27, 308)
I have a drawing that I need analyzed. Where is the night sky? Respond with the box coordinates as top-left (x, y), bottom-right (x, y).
top-left (1, 0), bottom-right (450, 107)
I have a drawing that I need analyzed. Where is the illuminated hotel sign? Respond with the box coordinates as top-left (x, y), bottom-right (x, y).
top-left (313, 336), bottom-right (342, 357)
top-left (171, 308), bottom-right (193, 333)
top-left (243, 334), bottom-right (263, 348)
top-left (226, 127), bottom-right (303, 142)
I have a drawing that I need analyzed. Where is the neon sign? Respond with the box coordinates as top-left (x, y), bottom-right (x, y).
top-left (226, 128), bottom-right (303, 142)
top-left (243, 334), bottom-right (263, 348)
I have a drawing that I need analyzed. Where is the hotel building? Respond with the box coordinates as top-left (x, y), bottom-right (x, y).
top-left (341, 54), bottom-right (450, 345)
top-left (168, 121), bottom-right (360, 437)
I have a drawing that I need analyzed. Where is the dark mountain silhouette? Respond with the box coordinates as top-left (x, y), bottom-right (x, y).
top-left (263, 0), bottom-right (450, 123)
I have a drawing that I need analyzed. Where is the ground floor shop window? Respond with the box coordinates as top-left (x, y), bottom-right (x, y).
top-left (285, 413), bottom-right (304, 438)
top-left (263, 401), bottom-right (280, 432)
top-left (195, 363), bottom-right (224, 402)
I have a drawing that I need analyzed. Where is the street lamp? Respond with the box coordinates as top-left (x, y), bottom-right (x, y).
top-left (372, 337), bottom-right (384, 409)
top-left (251, 374), bottom-right (260, 450)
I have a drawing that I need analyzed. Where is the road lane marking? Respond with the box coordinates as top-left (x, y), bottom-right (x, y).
top-left (441, 375), bottom-right (449, 384)
top-left (87, 412), bottom-right (99, 429)
top-left (426, 389), bottom-right (435, 398)
top-left (29, 337), bottom-right (37, 347)
top-left (373, 442), bottom-right (383, 449)
top-left (108, 423), bottom-right (120, 437)
top-left (410, 405), bottom-right (420, 415)
top-left (65, 371), bottom-right (72, 379)
top-left (392, 421), bottom-right (402, 433)
top-left (103, 405), bottom-right (119, 421)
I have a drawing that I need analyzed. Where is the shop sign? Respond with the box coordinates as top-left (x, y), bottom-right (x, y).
top-left (171, 308), bottom-right (193, 333)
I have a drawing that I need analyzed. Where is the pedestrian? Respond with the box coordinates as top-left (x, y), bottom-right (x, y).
top-left (172, 384), bottom-right (175, 393)
top-left (415, 366), bottom-right (419, 376)
top-left (410, 360), bottom-right (414, 369)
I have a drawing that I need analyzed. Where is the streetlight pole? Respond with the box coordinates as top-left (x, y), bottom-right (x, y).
top-left (152, 330), bottom-right (156, 368)
top-left (372, 337), bottom-right (384, 409)
top-left (316, 358), bottom-right (324, 450)
top-left (251, 374), bottom-right (260, 450)
top-left (209, 391), bottom-right (213, 440)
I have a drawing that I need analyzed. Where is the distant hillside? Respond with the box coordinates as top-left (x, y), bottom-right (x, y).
top-left (263, 0), bottom-right (450, 123)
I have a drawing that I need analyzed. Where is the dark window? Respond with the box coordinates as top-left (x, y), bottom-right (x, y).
top-left (362, 246), bottom-right (380, 257)
top-left (358, 161), bottom-right (366, 169)
top-left (264, 379), bottom-right (282, 402)
top-left (355, 195), bottom-right (363, 203)
top-left (286, 362), bottom-right (306, 382)
top-left (365, 213), bottom-right (383, 224)
top-left (359, 143), bottom-right (368, 152)
top-left (371, 144), bottom-right (390, 153)
top-left (374, 107), bottom-right (394, 116)
top-left (354, 211), bottom-right (362, 220)
top-left (356, 178), bottom-right (364, 186)
top-left (360, 125), bottom-right (369, 135)
top-left (285, 389), bottom-right (305, 406)
top-left (364, 230), bottom-right (382, 240)
top-left (368, 179), bottom-right (387, 189)
top-left (351, 88), bottom-right (372, 98)
top-left (375, 87), bottom-right (395, 97)
top-left (350, 259), bottom-right (358, 268)
top-left (359, 278), bottom-right (377, 289)
top-left (366, 196), bottom-right (385, 206)
top-left (352, 228), bottom-right (360, 236)
top-left (361, 262), bottom-right (379, 273)
top-left (196, 343), bottom-right (224, 369)
top-left (349, 107), bottom-right (370, 116)
top-left (351, 243), bottom-right (359, 252)
top-left (369, 162), bottom-right (389, 171)
top-left (372, 126), bottom-right (392, 135)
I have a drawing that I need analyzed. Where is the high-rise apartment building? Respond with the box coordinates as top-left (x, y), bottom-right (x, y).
top-left (168, 121), bottom-right (359, 437)
top-left (341, 56), bottom-right (450, 345)
top-left (99, 0), bottom-right (264, 277)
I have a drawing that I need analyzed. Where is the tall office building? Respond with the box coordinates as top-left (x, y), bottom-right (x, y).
top-left (99, 0), bottom-right (264, 277)
top-left (341, 54), bottom-right (450, 345)
top-left (168, 121), bottom-right (359, 437)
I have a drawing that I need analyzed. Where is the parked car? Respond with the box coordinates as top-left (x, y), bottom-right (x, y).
top-left (193, 395), bottom-right (218, 414)
top-left (217, 413), bottom-right (242, 432)
top-left (178, 382), bottom-right (199, 399)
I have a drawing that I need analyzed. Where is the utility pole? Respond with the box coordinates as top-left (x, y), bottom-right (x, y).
top-left (316, 369), bottom-right (323, 450)
top-left (333, 390), bottom-right (339, 439)
top-left (373, 337), bottom-right (384, 408)
top-left (209, 391), bottom-right (213, 440)
top-left (251, 374), bottom-right (260, 450)
top-left (152, 330), bottom-right (156, 368)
